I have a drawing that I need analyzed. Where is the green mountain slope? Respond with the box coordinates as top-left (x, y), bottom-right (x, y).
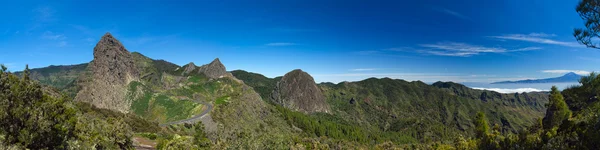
top-left (14, 63), bottom-right (88, 90)
top-left (233, 70), bottom-right (549, 144)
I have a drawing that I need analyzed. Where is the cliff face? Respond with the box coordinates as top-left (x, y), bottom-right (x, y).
top-left (182, 58), bottom-right (230, 79)
top-left (74, 32), bottom-right (139, 113)
top-left (271, 69), bottom-right (330, 113)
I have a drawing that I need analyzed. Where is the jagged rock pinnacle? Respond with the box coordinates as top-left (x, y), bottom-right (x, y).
top-left (197, 58), bottom-right (227, 79)
top-left (75, 32), bottom-right (139, 113)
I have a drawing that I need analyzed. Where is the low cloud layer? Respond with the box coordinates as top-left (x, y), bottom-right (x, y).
top-left (472, 87), bottom-right (545, 93)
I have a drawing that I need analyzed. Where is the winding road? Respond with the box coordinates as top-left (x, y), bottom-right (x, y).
top-left (159, 101), bottom-right (213, 127)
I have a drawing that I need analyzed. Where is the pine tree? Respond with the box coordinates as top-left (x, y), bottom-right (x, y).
top-left (542, 86), bottom-right (571, 129)
top-left (474, 112), bottom-right (489, 139)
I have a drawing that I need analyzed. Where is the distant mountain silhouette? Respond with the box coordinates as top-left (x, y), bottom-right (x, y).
top-left (492, 72), bottom-right (582, 84)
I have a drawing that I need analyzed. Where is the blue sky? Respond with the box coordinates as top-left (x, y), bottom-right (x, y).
top-left (0, 0), bottom-right (598, 83)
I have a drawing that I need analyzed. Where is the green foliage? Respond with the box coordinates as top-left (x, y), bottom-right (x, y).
top-left (13, 63), bottom-right (88, 96)
top-left (157, 122), bottom-right (211, 149)
top-left (542, 86), bottom-right (571, 129)
top-left (215, 96), bottom-right (229, 105)
top-left (0, 67), bottom-right (77, 149)
top-left (474, 112), bottom-right (490, 139)
top-left (574, 0), bottom-right (600, 49)
top-left (458, 73), bottom-right (600, 149)
top-left (127, 81), bottom-right (202, 123)
top-left (75, 102), bottom-right (161, 133)
top-left (138, 132), bottom-right (158, 140)
top-left (0, 66), bottom-right (137, 149)
top-left (275, 105), bottom-right (371, 143)
top-left (233, 70), bottom-right (550, 146)
top-left (231, 70), bottom-right (280, 100)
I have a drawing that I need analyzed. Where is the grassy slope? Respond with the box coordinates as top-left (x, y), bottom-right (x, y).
top-left (14, 63), bottom-right (88, 96)
top-left (230, 70), bottom-right (282, 100)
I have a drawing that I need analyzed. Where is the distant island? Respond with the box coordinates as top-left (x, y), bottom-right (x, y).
top-left (492, 72), bottom-right (582, 84)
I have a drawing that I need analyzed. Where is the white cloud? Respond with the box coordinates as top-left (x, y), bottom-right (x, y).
top-left (511, 47), bottom-right (543, 52)
top-left (421, 42), bottom-right (506, 53)
top-left (472, 87), bottom-right (546, 93)
top-left (41, 31), bottom-right (66, 40)
top-left (541, 70), bottom-right (591, 75)
top-left (418, 42), bottom-right (539, 57)
top-left (417, 42), bottom-right (542, 57)
top-left (488, 33), bottom-right (581, 47)
top-left (265, 42), bottom-right (296, 46)
top-left (527, 33), bottom-right (556, 37)
top-left (349, 68), bottom-right (377, 71)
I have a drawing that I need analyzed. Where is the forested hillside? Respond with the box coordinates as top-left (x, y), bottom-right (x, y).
top-left (233, 70), bottom-right (550, 147)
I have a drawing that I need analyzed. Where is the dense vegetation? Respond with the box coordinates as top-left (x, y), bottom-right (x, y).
top-left (230, 70), bottom-right (281, 99)
top-left (232, 70), bottom-right (550, 148)
top-left (0, 65), bottom-right (134, 149)
top-left (450, 73), bottom-right (600, 149)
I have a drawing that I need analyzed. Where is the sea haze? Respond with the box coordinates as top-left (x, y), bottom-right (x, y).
top-left (461, 82), bottom-right (580, 93)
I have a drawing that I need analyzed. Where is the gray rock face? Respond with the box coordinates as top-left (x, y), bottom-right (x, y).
top-left (182, 62), bottom-right (197, 75)
top-left (271, 69), bottom-right (330, 113)
top-left (197, 58), bottom-right (228, 79)
top-left (75, 32), bottom-right (139, 113)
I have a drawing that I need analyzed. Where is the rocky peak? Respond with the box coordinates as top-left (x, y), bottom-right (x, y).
top-left (197, 58), bottom-right (227, 79)
top-left (271, 69), bottom-right (330, 113)
top-left (74, 32), bottom-right (139, 113)
top-left (182, 62), bottom-right (197, 75)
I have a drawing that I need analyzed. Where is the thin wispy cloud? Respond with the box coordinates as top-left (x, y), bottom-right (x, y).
top-left (349, 68), bottom-right (377, 71)
top-left (33, 6), bottom-right (56, 22)
top-left (511, 47), bottom-right (543, 52)
top-left (41, 31), bottom-right (66, 40)
top-left (541, 70), bottom-right (591, 75)
top-left (488, 33), bottom-right (581, 47)
top-left (418, 42), bottom-right (539, 57)
top-left (436, 8), bottom-right (471, 21)
top-left (265, 42), bottom-right (297, 46)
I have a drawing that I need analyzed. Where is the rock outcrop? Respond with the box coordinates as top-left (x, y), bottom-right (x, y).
top-left (271, 69), bottom-right (330, 113)
top-left (197, 58), bottom-right (228, 79)
top-left (182, 58), bottom-right (230, 79)
top-left (74, 32), bottom-right (139, 113)
top-left (182, 62), bottom-right (197, 75)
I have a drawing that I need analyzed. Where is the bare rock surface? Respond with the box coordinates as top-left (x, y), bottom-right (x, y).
top-left (74, 32), bottom-right (139, 113)
top-left (271, 69), bottom-right (330, 113)
top-left (197, 58), bottom-right (228, 79)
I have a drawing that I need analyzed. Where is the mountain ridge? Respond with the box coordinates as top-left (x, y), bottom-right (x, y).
top-left (492, 72), bottom-right (582, 84)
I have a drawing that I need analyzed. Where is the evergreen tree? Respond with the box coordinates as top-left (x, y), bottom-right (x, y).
top-left (474, 112), bottom-right (489, 139)
top-left (574, 0), bottom-right (600, 48)
top-left (542, 86), bottom-right (571, 129)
